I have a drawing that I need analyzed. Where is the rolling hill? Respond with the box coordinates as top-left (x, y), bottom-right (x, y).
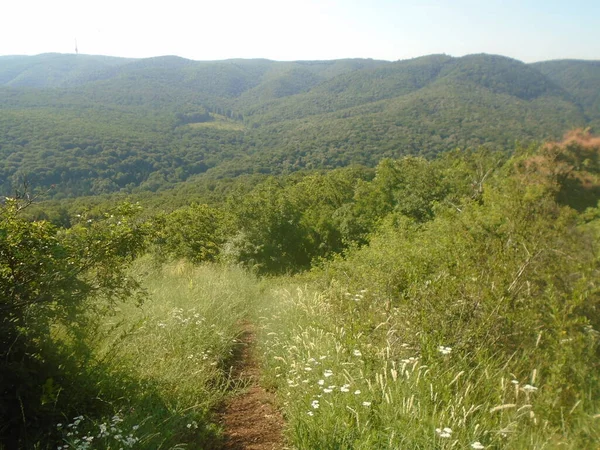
top-left (531, 59), bottom-right (600, 127)
top-left (0, 52), bottom-right (598, 197)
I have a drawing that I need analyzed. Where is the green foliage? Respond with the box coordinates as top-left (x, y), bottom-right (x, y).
top-left (48, 259), bottom-right (261, 449)
top-left (288, 167), bottom-right (373, 258)
top-left (0, 53), bottom-right (597, 198)
top-left (0, 199), bottom-right (148, 447)
top-left (152, 203), bottom-right (229, 263)
top-left (255, 138), bottom-right (600, 448)
top-left (532, 59), bottom-right (600, 128)
top-left (225, 178), bottom-right (312, 273)
top-left (510, 129), bottom-right (600, 211)
top-left (348, 156), bottom-right (451, 242)
top-left (107, 151), bottom-right (504, 274)
top-left (218, 167), bottom-right (376, 273)
top-left (0, 53), bottom-right (133, 88)
top-left (3, 127), bottom-right (599, 448)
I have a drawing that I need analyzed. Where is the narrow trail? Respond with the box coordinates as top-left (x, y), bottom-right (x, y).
top-left (219, 322), bottom-right (286, 450)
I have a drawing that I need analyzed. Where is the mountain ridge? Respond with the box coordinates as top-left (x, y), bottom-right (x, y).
top-left (0, 52), bottom-right (598, 198)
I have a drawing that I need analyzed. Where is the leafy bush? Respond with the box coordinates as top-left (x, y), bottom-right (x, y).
top-left (151, 203), bottom-right (229, 263)
top-left (0, 199), bottom-right (148, 447)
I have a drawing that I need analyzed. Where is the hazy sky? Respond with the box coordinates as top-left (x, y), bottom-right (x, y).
top-left (2, 0), bottom-right (599, 62)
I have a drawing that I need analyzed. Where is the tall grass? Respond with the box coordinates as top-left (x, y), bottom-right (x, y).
top-left (51, 257), bottom-right (260, 449)
top-left (256, 281), bottom-right (599, 449)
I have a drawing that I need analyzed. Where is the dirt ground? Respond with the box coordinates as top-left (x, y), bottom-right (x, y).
top-left (219, 323), bottom-right (286, 450)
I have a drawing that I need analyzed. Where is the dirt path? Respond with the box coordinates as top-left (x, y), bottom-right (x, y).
top-left (219, 322), bottom-right (286, 450)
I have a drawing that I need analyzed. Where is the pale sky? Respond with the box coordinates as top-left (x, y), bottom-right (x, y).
top-left (2, 0), bottom-right (599, 62)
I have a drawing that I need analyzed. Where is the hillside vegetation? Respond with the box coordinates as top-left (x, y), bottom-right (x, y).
top-left (2, 130), bottom-right (599, 448)
top-left (0, 53), bottom-right (598, 198)
top-left (1, 50), bottom-right (599, 448)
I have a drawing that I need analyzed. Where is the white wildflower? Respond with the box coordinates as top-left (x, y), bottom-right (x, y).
top-left (522, 384), bottom-right (538, 392)
top-left (98, 423), bottom-right (108, 437)
top-left (401, 356), bottom-right (419, 363)
top-left (436, 427), bottom-right (452, 438)
top-left (353, 349), bottom-right (362, 357)
top-left (438, 346), bottom-right (452, 355)
top-left (362, 401), bottom-right (371, 407)
top-left (111, 414), bottom-right (123, 424)
top-left (354, 390), bottom-right (361, 395)
top-left (471, 442), bottom-right (485, 449)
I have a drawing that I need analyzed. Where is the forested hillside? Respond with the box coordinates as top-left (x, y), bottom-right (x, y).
top-left (0, 53), bottom-right (598, 198)
top-left (532, 59), bottom-right (600, 128)
top-left (2, 131), bottom-right (599, 449)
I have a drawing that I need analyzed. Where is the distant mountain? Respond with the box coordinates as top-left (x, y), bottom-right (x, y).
top-left (0, 53), bottom-right (134, 87)
top-left (531, 59), bottom-right (600, 127)
top-left (0, 53), bottom-right (597, 197)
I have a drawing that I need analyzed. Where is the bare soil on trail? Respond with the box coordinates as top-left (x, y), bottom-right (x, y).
top-left (219, 323), bottom-right (286, 450)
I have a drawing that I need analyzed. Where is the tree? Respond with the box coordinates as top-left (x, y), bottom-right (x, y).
top-left (153, 203), bottom-right (228, 263)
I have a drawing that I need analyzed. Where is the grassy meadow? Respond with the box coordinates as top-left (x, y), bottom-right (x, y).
top-left (50, 259), bottom-right (261, 449)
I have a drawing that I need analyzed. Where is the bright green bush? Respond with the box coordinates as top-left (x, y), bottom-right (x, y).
top-left (151, 203), bottom-right (229, 263)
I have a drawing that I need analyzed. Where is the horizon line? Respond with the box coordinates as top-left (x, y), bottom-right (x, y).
top-left (1, 51), bottom-right (599, 65)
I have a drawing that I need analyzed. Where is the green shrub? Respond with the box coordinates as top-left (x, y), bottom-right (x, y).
top-left (0, 199), bottom-right (148, 448)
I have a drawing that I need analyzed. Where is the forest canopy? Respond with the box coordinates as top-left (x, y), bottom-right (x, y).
top-left (0, 53), bottom-right (598, 198)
